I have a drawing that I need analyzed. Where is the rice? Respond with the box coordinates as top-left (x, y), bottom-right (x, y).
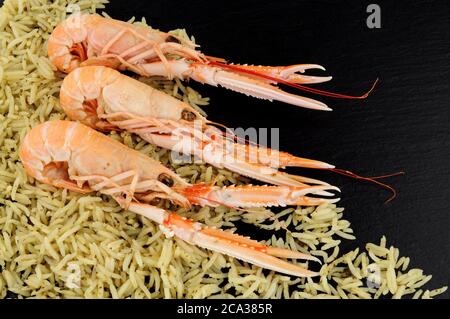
top-left (0, 0), bottom-right (447, 299)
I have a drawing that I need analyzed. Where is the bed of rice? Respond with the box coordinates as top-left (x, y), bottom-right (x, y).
top-left (0, 0), bottom-right (447, 299)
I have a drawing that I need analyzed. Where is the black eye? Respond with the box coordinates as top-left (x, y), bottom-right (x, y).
top-left (181, 109), bottom-right (196, 121)
top-left (166, 35), bottom-right (181, 44)
top-left (158, 173), bottom-right (174, 187)
top-left (149, 197), bottom-right (162, 206)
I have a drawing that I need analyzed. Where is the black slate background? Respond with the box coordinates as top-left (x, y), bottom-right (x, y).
top-left (104, 0), bottom-right (450, 297)
top-left (3, 0), bottom-right (449, 297)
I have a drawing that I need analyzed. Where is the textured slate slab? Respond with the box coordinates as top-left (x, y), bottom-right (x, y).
top-left (105, 0), bottom-right (450, 296)
top-left (2, 0), bottom-right (448, 297)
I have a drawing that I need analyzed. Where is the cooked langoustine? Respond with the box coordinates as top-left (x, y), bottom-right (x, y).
top-left (20, 120), bottom-right (340, 277)
top-left (60, 65), bottom-right (337, 188)
top-left (48, 13), bottom-right (339, 110)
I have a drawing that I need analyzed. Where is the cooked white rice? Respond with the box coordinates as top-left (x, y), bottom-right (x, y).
top-left (0, 0), bottom-right (447, 299)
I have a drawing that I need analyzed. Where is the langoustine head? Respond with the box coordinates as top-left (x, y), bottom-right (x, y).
top-left (59, 66), bottom-right (206, 130)
top-left (48, 13), bottom-right (198, 74)
top-left (47, 13), bottom-right (91, 73)
top-left (19, 120), bottom-right (191, 206)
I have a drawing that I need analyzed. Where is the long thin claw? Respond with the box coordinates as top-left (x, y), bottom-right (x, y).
top-left (230, 64), bottom-right (333, 84)
top-left (280, 65), bottom-right (332, 84)
top-left (137, 131), bottom-right (333, 188)
top-left (221, 159), bottom-right (332, 187)
top-left (124, 200), bottom-right (317, 277)
top-left (210, 69), bottom-right (332, 110)
top-left (181, 184), bottom-right (340, 208)
top-left (264, 246), bottom-right (320, 263)
top-left (227, 142), bottom-right (335, 169)
top-left (199, 227), bottom-right (319, 272)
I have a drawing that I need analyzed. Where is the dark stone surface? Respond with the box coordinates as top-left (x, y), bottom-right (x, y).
top-left (104, 0), bottom-right (450, 297)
